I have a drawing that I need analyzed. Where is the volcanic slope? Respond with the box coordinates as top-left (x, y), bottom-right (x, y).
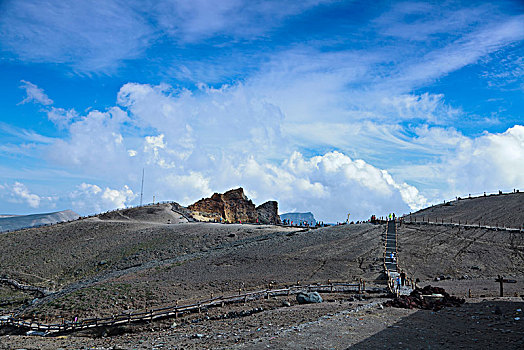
top-left (0, 205), bottom-right (384, 322)
top-left (397, 191), bottom-right (524, 282)
top-left (2, 195), bottom-right (524, 349)
top-left (406, 191), bottom-right (524, 228)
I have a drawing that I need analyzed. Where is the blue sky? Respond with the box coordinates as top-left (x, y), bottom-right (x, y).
top-left (0, 0), bottom-right (523, 221)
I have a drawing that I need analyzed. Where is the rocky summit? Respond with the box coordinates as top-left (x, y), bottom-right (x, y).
top-left (188, 187), bottom-right (281, 224)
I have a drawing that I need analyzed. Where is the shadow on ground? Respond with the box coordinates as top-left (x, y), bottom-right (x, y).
top-left (350, 299), bottom-right (524, 349)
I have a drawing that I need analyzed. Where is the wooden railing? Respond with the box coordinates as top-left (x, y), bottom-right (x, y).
top-left (0, 281), bottom-right (364, 334)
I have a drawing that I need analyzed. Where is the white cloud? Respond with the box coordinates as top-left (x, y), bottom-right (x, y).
top-left (443, 125), bottom-right (524, 194)
top-left (47, 107), bottom-right (78, 128)
top-left (0, 0), bottom-right (328, 73)
top-left (102, 185), bottom-right (135, 209)
top-left (149, 0), bottom-right (331, 44)
top-left (0, 182), bottom-right (42, 208)
top-left (374, 2), bottom-right (494, 41)
top-left (32, 78), bottom-right (523, 219)
top-left (12, 182), bottom-right (41, 208)
top-left (379, 93), bottom-right (460, 124)
top-left (18, 80), bottom-right (53, 105)
top-left (149, 151), bottom-right (427, 221)
top-left (162, 172), bottom-right (212, 205)
top-left (46, 107), bottom-right (132, 175)
top-left (389, 125), bottom-right (524, 202)
top-left (5, 2), bottom-right (523, 217)
top-left (390, 14), bottom-right (524, 89)
top-left (0, 1), bottom-right (154, 73)
top-left (70, 183), bottom-right (135, 213)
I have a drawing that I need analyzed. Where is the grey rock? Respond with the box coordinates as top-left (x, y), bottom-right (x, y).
top-left (26, 330), bottom-right (47, 336)
top-left (296, 291), bottom-right (323, 304)
top-left (282, 301), bottom-right (291, 307)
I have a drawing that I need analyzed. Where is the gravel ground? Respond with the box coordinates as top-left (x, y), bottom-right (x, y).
top-left (1, 295), bottom-right (523, 349)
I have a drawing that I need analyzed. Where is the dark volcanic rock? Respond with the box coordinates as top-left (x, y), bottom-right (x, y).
top-left (256, 201), bottom-right (281, 225)
top-left (384, 285), bottom-right (465, 311)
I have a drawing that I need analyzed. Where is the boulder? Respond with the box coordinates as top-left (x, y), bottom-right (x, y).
top-left (296, 292), bottom-right (323, 304)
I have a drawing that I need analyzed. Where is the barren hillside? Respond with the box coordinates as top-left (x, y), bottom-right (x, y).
top-left (1, 195), bottom-right (523, 349)
top-left (406, 191), bottom-right (524, 228)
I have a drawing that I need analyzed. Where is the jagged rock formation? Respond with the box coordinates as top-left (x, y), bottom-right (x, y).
top-left (188, 188), bottom-right (280, 224)
top-left (256, 201), bottom-right (281, 225)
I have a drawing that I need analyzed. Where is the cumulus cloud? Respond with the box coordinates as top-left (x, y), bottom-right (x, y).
top-left (0, 182), bottom-right (44, 208)
top-left (4, 1), bottom-right (523, 217)
top-left (261, 151), bottom-right (427, 220)
top-left (153, 151), bottom-right (426, 221)
top-left (443, 125), bottom-right (524, 194)
top-left (29, 78), bottom-right (521, 219)
top-left (18, 80), bottom-right (53, 105)
top-left (46, 107), bottom-right (78, 128)
top-left (46, 107), bottom-right (133, 175)
top-left (11, 182), bottom-right (41, 208)
top-left (389, 125), bottom-right (524, 202)
top-left (70, 183), bottom-right (136, 213)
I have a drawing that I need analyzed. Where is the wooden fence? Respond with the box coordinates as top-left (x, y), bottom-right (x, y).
top-left (403, 218), bottom-right (523, 232)
top-left (0, 281), bottom-right (363, 334)
top-left (0, 278), bottom-right (52, 297)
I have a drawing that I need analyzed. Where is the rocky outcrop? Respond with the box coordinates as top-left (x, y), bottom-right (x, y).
top-left (188, 188), bottom-right (281, 224)
top-left (189, 188), bottom-right (257, 223)
top-left (256, 201), bottom-right (281, 225)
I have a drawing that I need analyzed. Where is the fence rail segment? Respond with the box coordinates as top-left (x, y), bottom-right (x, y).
top-left (0, 281), bottom-right (363, 334)
top-left (0, 278), bottom-right (52, 297)
top-left (402, 219), bottom-right (523, 232)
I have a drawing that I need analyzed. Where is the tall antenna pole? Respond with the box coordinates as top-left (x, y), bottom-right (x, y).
top-left (140, 168), bottom-right (144, 206)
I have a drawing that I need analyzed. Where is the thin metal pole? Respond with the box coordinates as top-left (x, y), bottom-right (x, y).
top-left (140, 168), bottom-right (144, 206)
